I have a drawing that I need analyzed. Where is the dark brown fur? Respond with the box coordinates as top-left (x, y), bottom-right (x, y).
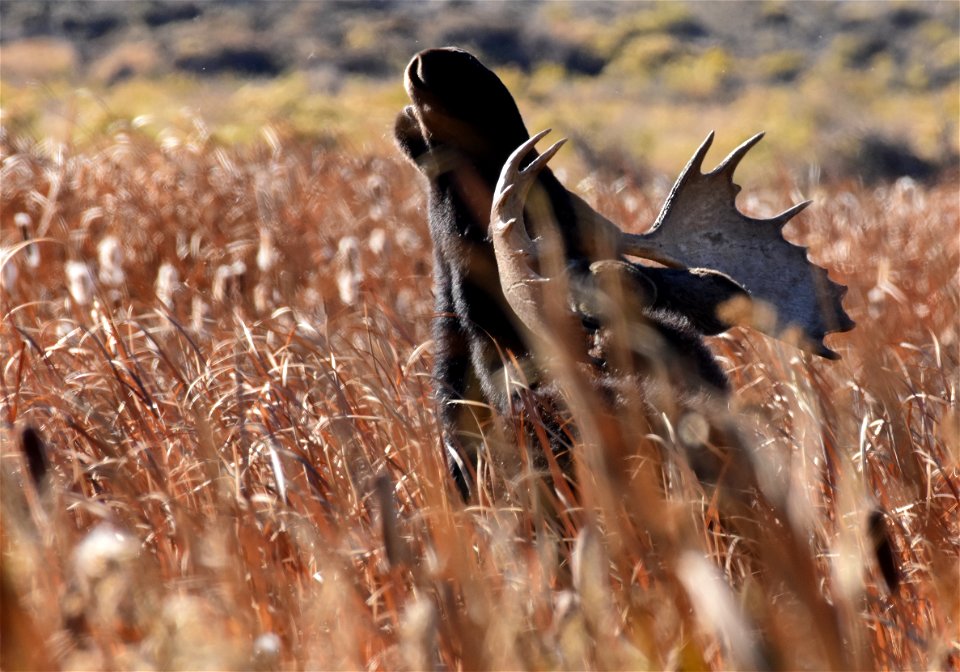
top-left (395, 48), bottom-right (730, 498)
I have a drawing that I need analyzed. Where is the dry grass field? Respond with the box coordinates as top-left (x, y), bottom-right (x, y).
top-left (1, 116), bottom-right (957, 670)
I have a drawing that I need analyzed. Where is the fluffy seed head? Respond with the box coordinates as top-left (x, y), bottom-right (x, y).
top-left (156, 262), bottom-right (180, 308)
top-left (65, 260), bottom-right (95, 305)
top-left (97, 236), bottom-right (125, 287)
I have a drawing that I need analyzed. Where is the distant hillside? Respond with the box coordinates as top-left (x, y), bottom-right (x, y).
top-left (2, 1), bottom-right (956, 87)
top-left (1, 1), bottom-right (957, 182)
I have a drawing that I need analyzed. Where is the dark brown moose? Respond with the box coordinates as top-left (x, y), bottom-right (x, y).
top-left (394, 47), bottom-right (853, 499)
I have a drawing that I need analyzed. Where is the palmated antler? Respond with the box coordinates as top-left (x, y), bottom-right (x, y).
top-left (493, 131), bottom-right (854, 360)
top-left (621, 132), bottom-right (854, 358)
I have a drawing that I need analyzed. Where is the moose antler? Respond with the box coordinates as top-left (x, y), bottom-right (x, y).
top-left (490, 130), bottom-right (576, 344)
top-left (493, 131), bottom-right (854, 359)
top-left (621, 132), bottom-right (854, 358)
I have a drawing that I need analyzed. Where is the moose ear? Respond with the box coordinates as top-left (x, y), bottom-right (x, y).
top-left (639, 267), bottom-right (749, 336)
top-left (580, 261), bottom-right (748, 337)
top-left (394, 107), bottom-right (429, 164)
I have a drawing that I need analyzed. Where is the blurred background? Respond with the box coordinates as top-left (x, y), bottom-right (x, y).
top-left (2, 0), bottom-right (957, 185)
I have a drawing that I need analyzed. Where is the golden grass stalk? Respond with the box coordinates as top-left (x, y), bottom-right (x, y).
top-left (1, 127), bottom-right (957, 670)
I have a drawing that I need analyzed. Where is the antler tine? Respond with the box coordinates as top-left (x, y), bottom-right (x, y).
top-left (771, 199), bottom-right (812, 226)
top-left (688, 131), bottom-right (715, 175)
top-left (713, 132), bottom-right (765, 183)
top-left (525, 129), bottom-right (567, 171)
top-left (491, 130), bottom-right (572, 341)
top-left (493, 131), bottom-right (566, 235)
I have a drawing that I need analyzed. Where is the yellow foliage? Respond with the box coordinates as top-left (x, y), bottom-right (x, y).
top-left (343, 20), bottom-right (381, 52)
top-left (606, 34), bottom-right (685, 79)
top-left (754, 51), bottom-right (807, 84)
top-left (0, 38), bottom-right (78, 81)
top-left (662, 47), bottom-right (734, 101)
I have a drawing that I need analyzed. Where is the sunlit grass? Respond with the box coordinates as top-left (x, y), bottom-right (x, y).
top-left (1, 117), bottom-right (957, 669)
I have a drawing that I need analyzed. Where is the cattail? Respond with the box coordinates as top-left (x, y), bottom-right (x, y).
top-left (367, 228), bottom-right (390, 257)
top-left (15, 212), bottom-right (40, 268)
top-left (395, 287), bottom-right (415, 315)
top-left (399, 597), bottom-right (437, 672)
top-left (155, 262), bottom-right (179, 308)
top-left (335, 236), bottom-right (362, 306)
top-left (1, 248), bottom-right (17, 292)
top-left (257, 229), bottom-right (278, 273)
top-left (253, 632), bottom-right (282, 671)
top-left (213, 260), bottom-right (247, 303)
top-left (72, 524), bottom-right (139, 584)
top-left (97, 236), bottom-right (125, 287)
top-left (394, 227), bottom-right (422, 256)
top-left (677, 551), bottom-right (766, 670)
top-left (17, 424), bottom-right (48, 490)
top-left (65, 260), bottom-right (95, 306)
top-left (868, 509), bottom-right (901, 591)
top-left (366, 174), bottom-right (388, 221)
top-left (64, 524), bottom-right (141, 641)
top-left (191, 295), bottom-right (211, 333)
top-left (14, 211), bottom-right (32, 230)
top-left (365, 173), bottom-right (387, 199)
top-left (254, 283), bottom-right (279, 314)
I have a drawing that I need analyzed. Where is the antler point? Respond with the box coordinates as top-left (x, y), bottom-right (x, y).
top-left (689, 133), bottom-right (715, 174)
top-left (715, 132), bottom-right (766, 180)
top-left (772, 199), bottom-right (813, 225)
top-left (530, 128), bottom-right (552, 143)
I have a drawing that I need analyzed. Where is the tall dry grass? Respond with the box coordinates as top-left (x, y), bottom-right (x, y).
top-left (1, 123), bottom-right (957, 670)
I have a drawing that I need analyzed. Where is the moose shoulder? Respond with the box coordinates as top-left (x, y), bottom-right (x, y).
top-left (394, 47), bottom-right (853, 499)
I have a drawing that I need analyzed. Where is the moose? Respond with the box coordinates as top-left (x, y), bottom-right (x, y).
top-left (394, 47), bottom-right (853, 499)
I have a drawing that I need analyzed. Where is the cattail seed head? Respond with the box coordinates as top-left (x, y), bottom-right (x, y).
top-left (65, 260), bottom-right (95, 305)
top-left (155, 262), bottom-right (180, 308)
top-left (368, 228), bottom-right (389, 257)
top-left (97, 236), bottom-right (125, 287)
top-left (13, 213), bottom-right (40, 267)
top-left (336, 236), bottom-right (362, 306)
top-left (213, 260), bottom-right (247, 303)
top-left (1, 249), bottom-right (17, 292)
top-left (257, 229), bottom-right (278, 273)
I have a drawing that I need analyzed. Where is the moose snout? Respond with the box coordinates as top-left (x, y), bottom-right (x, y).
top-left (404, 47), bottom-right (480, 100)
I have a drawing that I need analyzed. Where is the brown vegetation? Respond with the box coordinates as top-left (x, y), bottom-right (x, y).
top-left (1, 125), bottom-right (958, 669)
